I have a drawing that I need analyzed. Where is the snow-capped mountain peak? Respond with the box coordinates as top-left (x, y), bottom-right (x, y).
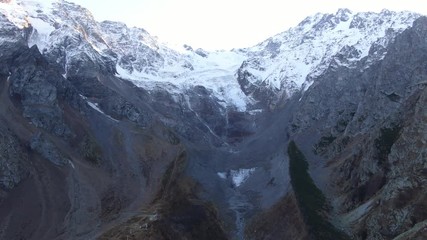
top-left (238, 9), bottom-right (421, 102)
top-left (0, 1), bottom-right (422, 111)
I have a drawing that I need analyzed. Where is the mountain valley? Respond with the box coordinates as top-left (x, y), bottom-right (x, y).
top-left (0, 1), bottom-right (426, 239)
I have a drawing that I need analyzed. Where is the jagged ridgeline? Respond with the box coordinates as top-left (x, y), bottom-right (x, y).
top-left (0, 0), bottom-right (427, 239)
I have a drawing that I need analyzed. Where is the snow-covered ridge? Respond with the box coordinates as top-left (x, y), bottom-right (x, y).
top-left (0, 1), bottom-right (421, 110)
top-left (239, 8), bottom-right (421, 96)
top-left (0, 0), bottom-right (254, 111)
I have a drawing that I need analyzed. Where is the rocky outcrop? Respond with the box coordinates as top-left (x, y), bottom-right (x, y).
top-left (30, 132), bottom-right (69, 166)
top-left (236, 9), bottom-right (419, 107)
top-left (288, 16), bottom-right (427, 240)
top-left (9, 45), bottom-right (72, 137)
top-left (0, 126), bottom-right (29, 191)
top-left (236, 61), bottom-right (290, 110)
top-left (0, 24), bottom-right (192, 240)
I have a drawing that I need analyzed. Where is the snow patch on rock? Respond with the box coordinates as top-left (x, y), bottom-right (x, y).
top-left (230, 168), bottom-right (256, 187)
top-left (217, 168), bottom-right (257, 187)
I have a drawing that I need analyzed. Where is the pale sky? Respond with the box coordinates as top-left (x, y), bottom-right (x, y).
top-left (70, 0), bottom-right (426, 50)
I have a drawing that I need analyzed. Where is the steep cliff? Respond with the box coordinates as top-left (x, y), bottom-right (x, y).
top-left (288, 17), bottom-right (427, 240)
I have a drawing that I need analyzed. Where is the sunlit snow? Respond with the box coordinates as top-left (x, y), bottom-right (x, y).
top-left (241, 9), bottom-right (419, 94)
top-left (0, 1), bottom-right (419, 111)
top-left (116, 50), bottom-right (251, 111)
top-left (27, 17), bottom-right (55, 50)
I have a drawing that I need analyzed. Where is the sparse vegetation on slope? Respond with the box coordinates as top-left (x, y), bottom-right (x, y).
top-left (99, 151), bottom-right (228, 240)
top-left (375, 125), bottom-right (402, 166)
top-left (288, 141), bottom-right (349, 240)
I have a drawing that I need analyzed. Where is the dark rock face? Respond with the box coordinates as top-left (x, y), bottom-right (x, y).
top-left (0, 8), bottom-right (255, 238)
top-left (30, 132), bottom-right (69, 166)
top-left (0, 30), bottom-right (199, 240)
top-left (286, 16), bottom-right (427, 240)
top-left (0, 127), bottom-right (29, 191)
top-left (9, 46), bottom-right (72, 137)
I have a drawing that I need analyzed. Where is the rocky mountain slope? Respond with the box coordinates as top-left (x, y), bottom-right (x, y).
top-left (237, 8), bottom-right (419, 108)
top-left (290, 16), bottom-right (427, 239)
top-left (0, 0), bottom-right (426, 239)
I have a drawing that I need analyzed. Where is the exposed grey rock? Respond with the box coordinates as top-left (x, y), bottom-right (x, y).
top-left (30, 132), bottom-right (68, 166)
top-left (195, 48), bottom-right (208, 58)
top-left (8, 46), bottom-right (72, 137)
top-left (183, 44), bottom-right (193, 51)
top-left (237, 60), bottom-right (290, 110)
top-left (99, 20), bottom-right (165, 75)
top-left (264, 40), bottom-right (281, 57)
top-left (288, 17), bottom-right (427, 240)
top-left (0, 128), bottom-right (28, 190)
top-left (100, 94), bottom-right (150, 126)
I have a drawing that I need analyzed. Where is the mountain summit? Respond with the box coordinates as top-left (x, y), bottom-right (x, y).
top-left (0, 1), bottom-right (421, 110)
